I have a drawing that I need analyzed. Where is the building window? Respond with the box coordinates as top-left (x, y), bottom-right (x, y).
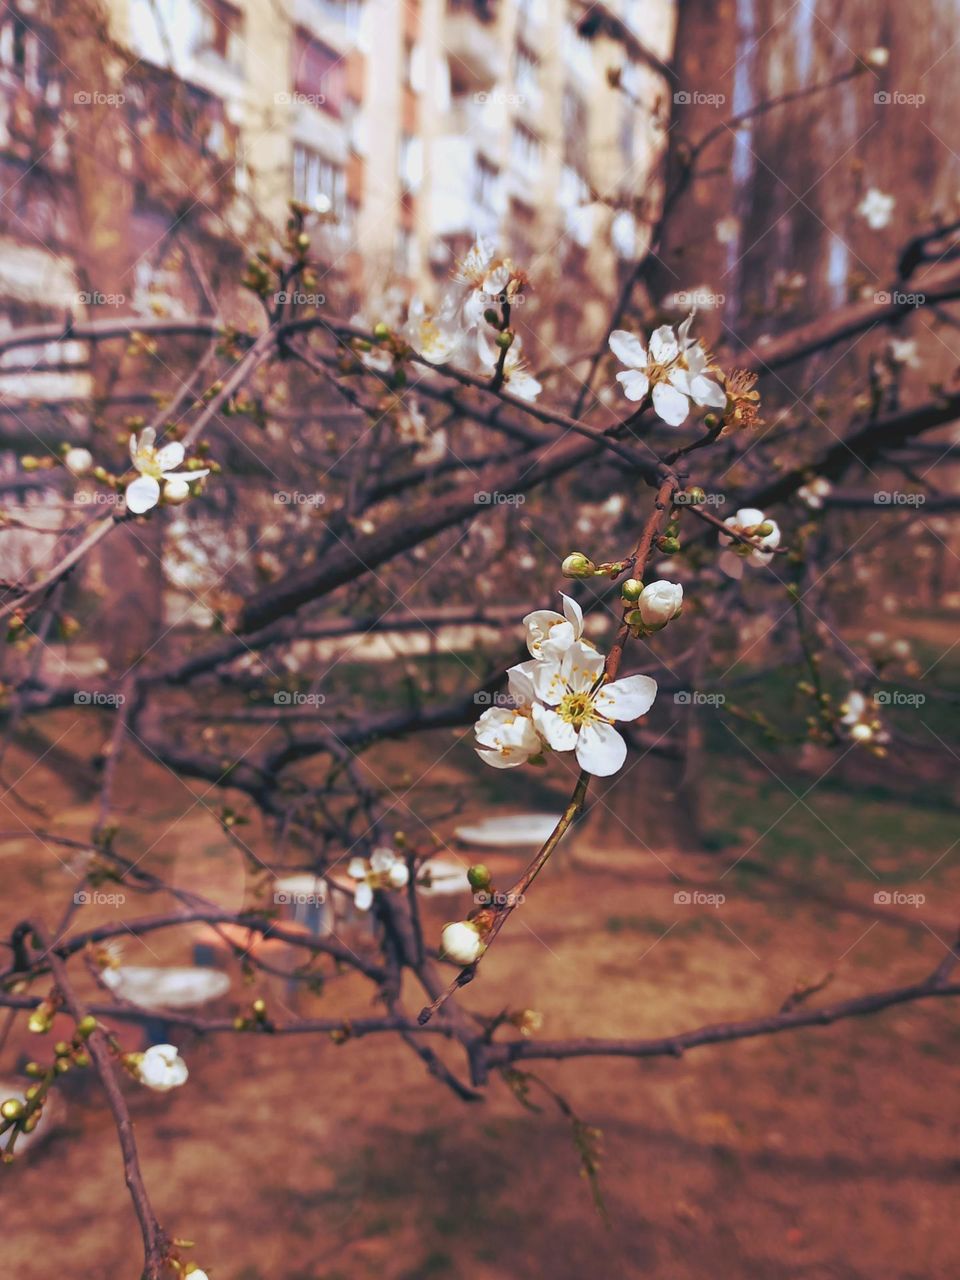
top-left (473, 155), bottom-right (499, 213)
top-left (0, 12), bottom-right (40, 92)
top-left (511, 123), bottom-right (541, 176)
top-left (395, 226), bottom-right (418, 276)
top-left (514, 41), bottom-right (538, 102)
top-left (293, 144), bottom-right (345, 217)
top-left (315, 0), bottom-right (363, 36)
top-left (292, 29), bottom-right (346, 115)
top-left (399, 133), bottom-right (423, 193)
top-left (195, 0), bottom-right (244, 70)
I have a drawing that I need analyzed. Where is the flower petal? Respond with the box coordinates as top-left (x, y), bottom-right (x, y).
top-left (532, 658), bottom-right (568, 706)
top-left (594, 674), bottom-right (658, 721)
top-left (649, 325), bottom-right (679, 364)
top-left (718, 550), bottom-right (744, 579)
top-left (354, 881), bottom-right (374, 911)
top-left (652, 381), bottom-right (691, 425)
top-left (615, 369), bottom-right (650, 401)
top-left (608, 329), bottom-right (647, 368)
top-left (125, 475), bottom-right (161, 514)
top-left (532, 704), bottom-right (578, 752)
top-left (559, 593), bottom-right (583, 636)
top-left (561, 640), bottom-right (605, 693)
top-left (155, 441), bottom-right (185, 471)
top-left (575, 721), bottom-right (627, 776)
top-left (689, 374), bottom-right (727, 409)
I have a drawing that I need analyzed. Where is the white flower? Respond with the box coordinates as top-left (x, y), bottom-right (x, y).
top-left (857, 187), bottom-right (894, 230)
top-left (454, 240), bottom-right (514, 328)
top-left (404, 296), bottom-right (462, 365)
top-left (474, 660), bottom-right (544, 769)
top-left (523, 593), bottom-right (584, 660)
top-left (64, 446), bottom-right (93, 476)
top-left (864, 46), bottom-right (889, 68)
top-left (138, 1043), bottom-right (188, 1092)
top-left (440, 919), bottom-right (485, 965)
top-left (840, 691), bottom-right (890, 744)
top-left (185, 1270), bottom-right (210, 1280)
top-left (477, 331), bottom-right (542, 401)
top-left (609, 312), bottom-right (725, 425)
top-left (530, 639), bottom-right (657, 777)
top-left (126, 428), bottom-right (210, 515)
top-left (635, 580), bottom-right (683, 630)
top-left (797, 476), bottom-right (832, 509)
top-left (347, 848), bottom-right (409, 910)
top-left (888, 338), bottom-right (918, 367)
top-left (718, 507), bottom-right (781, 579)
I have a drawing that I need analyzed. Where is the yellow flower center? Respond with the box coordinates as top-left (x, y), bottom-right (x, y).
top-left (557, 691), bottom-right (596, 727)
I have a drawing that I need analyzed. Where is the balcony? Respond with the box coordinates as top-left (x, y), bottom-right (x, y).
top-left (444, 0), bottom-right (502, 93)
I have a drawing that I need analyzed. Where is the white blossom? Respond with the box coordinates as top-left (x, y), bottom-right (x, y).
top-left (523, 593), bottom-right (584, 660)
top-left (64, 447), bottom-right (93, 476)
top-left (530, 639), bottom-right (657, 777)
top-left (797, 476), bottom-right (832, 509)
top-left (609, 312), bottom-right (725, 425)
top-left (454, 240), bottom-right (515, 328)
top-left (477, 331), bottom-right (542, 401)
top-left (840, 691), bottom-right (890, 744)
top-left (126, 428), bottom-right (209, 515)
top-left (138, 1043), bottom-right (188, 1092)
top-left (635, 580), bottom-right (683, 629)
top-left (404, 296), bottom-right (462, 365)
top-left (718, 507), bottom-right (781, 579)
top-left (347, 848), bottom-right (409, 911)
top-left (857, 187), bottom-right (894, 230)
top-left (888, 338), bottom-right (918, 367)
top-left (440, 920), bottom-right (485, 965)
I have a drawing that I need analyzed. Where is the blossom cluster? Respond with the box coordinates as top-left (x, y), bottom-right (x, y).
top-left (608, 312), bottom-right (726, 425)
top-left (474, 593), bottom-right (661, 778)
top-left (402, 240), bottom-right (541, 400)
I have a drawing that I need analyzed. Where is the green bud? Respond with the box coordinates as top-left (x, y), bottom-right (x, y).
top-left (483, 308), bottom-right (499, 325)
top-left (685, 486), bottom-right (707, 505)
top-left (0, 1099), bottom-right (24, 1121)
top-left (620, 578), bottom-right (644, 602)
top-left (24, 1063), bottom-right (42, 1078)
top-left (372, 321), bottom-right (390, 341)
top-left (467, 864), bottom-right (492, 891)
top-left (561, 552), bottom-right (597, 579)
top-left (54, 1041), bottom-right (71, 1057)
top-left (754, 521), bottom-right (775, 537)
top-left (657, 536), bottom-right (681, 554)
top-left (495, 329), bottom-right (514, 350)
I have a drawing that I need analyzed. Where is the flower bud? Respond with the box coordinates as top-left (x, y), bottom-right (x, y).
top-left (373, 321), bottom-right (390, 341)
top-left (64, 447), bottom-right (93, 476)
top-left (1, 1098), bottom-right (24, 1121)
top-left (467, 864), bottom-right (492, 891)
top-left (620, 578), bottom-right (644, 602)
top-left (657, 536), bottom-right (680, 554)
top-left (684, 486), bottom-right (706, 505)
top-left (864, 46), bottom-right (889, 68)
top-left (561, 552), bottom-right (596, 579)
top-left (753, 521), bottom-right (775, 537)
top-left (495, 330), bottom-right (514, 350)
top-left (440, 920), bottom-right (485, 967)
top-left (77, 1014), bottom-right (97, 1038)
top-left (636, 580), bottom-right (683, 630)
top-left (163, 477), bottom-right (191, 505)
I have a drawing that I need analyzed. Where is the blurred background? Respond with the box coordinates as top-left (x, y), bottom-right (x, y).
top-left (1, 0), bottom-right (959, 1277)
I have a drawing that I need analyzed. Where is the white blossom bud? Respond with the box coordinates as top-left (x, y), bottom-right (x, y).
top-left (163, 477), bottom-right (192, 505)
top-left (440, 920), bottom-right (485, 966)
top-left (864, 46), bottom-right (889, 68)
top-left (561, 552), bottom-right (596, 579)
top-left (138, 1043), bottom-right (188, 1092)
top-left (636, 580), bottom-right (683, 630)
top-left (64, 447), bottom-right (94, 476)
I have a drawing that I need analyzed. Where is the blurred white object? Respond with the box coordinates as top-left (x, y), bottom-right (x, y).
top-left (415, 858), bottom-right (472, 896)
top-left (101, 966), bottom-right (230, 1010)
top-left (454, 813), bottom-right (563, 848)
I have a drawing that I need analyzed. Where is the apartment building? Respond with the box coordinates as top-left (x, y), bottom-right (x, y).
top-left (0, 0), bottom-right (676, 406)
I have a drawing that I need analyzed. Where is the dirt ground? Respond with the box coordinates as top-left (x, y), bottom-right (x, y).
top-left (1, 709), bottom-right (958, 1280)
